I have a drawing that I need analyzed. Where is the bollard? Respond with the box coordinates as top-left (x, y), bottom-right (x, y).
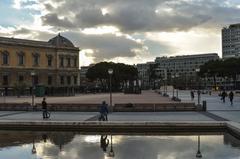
top-left (202, 100), bottom-right (207, 111)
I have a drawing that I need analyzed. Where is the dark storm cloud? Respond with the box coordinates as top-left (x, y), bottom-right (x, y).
top-left (41, 13), bottom-right (75, 28)
top-left (64, 31), bottom-right (144, 62)
top-left (40, 0), bottom-right (240, 32)
top-left (9, 27), bottom-right (145, 62)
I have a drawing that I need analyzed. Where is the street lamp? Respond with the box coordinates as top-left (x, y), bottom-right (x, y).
top-left (31, 71), bottom-right (36, 109)
top-left (108, 68), bottom-right (113, 110)
top-left (195, 68), bottom-right (201, 106)
top-left (175, 74), bottom-right (179, 99)
top-left (196, 135), bottom-right (202, 158)
top-left (108, 135), bottom-right (114, 157)
top-left (171, 75), bottom-right (175, 99)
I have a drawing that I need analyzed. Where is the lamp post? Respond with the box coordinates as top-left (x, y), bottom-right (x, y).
top-left (196, 135), bottom-right (202, 158)
top-left (108, 135), bottom-right (114, 157)
top-left (175, 74), bottom-right (179, 99)
top-left (171, 75), bottom-right (175, 98)
top-left (108, 68), bottom-right (113, 110)
top-left (195, 68), bottom-right (200, 106)
top-left (31, 71), bottom-right (36, 109)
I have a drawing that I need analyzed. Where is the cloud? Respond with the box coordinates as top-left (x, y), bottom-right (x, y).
top-left (39, 0), bottom-right (240, 33)
top-left (63, 31), bottom-right (146, 62)
top-left (0, 26), bottom-right (148, 64)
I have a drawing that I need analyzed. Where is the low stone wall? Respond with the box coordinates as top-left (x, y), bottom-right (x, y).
top-left (114, 103), bottom-right (198, 112)
top-left (0, 103), bottom-right (31, 111)
top-left (35, 103), bottom-right (100, 112)
top-left (0, 102), bottom-right (200, 112)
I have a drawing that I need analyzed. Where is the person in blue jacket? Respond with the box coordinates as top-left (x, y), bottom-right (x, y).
top-left (99, 101), bottom-right (109, 121)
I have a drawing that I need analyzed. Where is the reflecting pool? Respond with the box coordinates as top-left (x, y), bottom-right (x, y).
top-left (0, 131), bottom-right (240, 159)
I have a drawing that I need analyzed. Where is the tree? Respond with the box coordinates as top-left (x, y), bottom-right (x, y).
top-left (86, 62), bottom-right (138, 91)
top-left (199, 58), bottom-right (240, 90)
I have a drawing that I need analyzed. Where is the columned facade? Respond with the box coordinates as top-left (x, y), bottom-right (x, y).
top-left (0, 34), bottom-right (79, 96)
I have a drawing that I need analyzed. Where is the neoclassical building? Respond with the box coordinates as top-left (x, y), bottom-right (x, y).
top-left (0, 34), bottom-right (79, 96)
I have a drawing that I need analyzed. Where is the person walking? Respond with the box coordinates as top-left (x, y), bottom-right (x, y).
top-left (229, 91), bottom-right (234, 106)
top-left (42, 97), bottom-right (48, 119)
top-left (190, 91), bottom-right (194, 101)
top-left (99, 101), bottom-right (109, 121)
top-left (221, 90), bottom-right (227, 103)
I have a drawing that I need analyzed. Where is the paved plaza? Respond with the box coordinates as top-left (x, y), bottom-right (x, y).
top-left (0, 90), bottom-right (174, 104)
top-left (0, 90), bottom-right (240, 123)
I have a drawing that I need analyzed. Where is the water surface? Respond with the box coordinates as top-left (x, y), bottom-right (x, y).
top-left (0, 131), bottom-right (240, 159)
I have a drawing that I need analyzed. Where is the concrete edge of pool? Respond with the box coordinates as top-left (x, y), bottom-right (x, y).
top-left (1, 120), bottom-right (240, 137)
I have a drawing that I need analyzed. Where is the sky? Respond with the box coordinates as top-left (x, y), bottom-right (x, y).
top-left (0, 0), bottom-right (240, 67)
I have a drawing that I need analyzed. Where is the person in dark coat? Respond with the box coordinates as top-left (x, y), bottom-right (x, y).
top-left (221, 91), bottom-right (227, 103)
top-left (190, 91), bottom-right (194, 101)
top-left (99, 101), bottom-right (109, 121)
top-left (42, 97), bottom-right (48, 119)
top-left (229, 91), bottom-right (234, 106)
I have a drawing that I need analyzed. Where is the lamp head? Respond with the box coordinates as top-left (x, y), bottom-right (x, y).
top-left (196, 150), bottom-right (202, 158)
top-left (31, 72), bottom-right (36, 76)
top-left (108, 68), bottom-right (113, 75)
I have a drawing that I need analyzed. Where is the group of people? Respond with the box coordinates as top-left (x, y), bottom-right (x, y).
top-left (220, 90), bottom-right (234, 105)
top-left (41, 98), bottom-right (109, 120)
top-left (190, 90), bottom-right (235, 105)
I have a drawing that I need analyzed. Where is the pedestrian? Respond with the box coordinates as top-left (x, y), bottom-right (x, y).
top-left (221, 90), bottom-right (227, 103)
top-left (42, 97), bottom-right (48, 119)
top-left (99, 101), bottom-right (109, 121)
top-left (190, 91), bottom-right (194, 101)
top-left (229, 91), bottom-right (234, 106)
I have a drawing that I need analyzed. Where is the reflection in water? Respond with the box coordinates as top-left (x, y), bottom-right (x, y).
top-left (0, 131), bottom-right (240, 159)
top-left (108, 135), bottom-right (115, 158)
top-left (32, 139), bottom-right (36, 154)
top-left (100, 135), bottom-right (109, 152)
top-left (196, 135), bottom-right (202, 158)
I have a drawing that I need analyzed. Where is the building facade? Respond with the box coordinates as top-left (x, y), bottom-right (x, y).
top-left (0, 34), bottom-right (79, 96)
top-left (137, 53), bottom-right (219, 89)
top-left (137, 62), bottom-right (155, 89)
top-left (155, 53), bottom-right (219, 79)
top-left (222, 23), bottom-right (240, 59)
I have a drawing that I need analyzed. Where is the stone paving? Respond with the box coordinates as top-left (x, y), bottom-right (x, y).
top-left (0, 90), bottom-right (239, 123)
top-left (0, 90), bottom-right (174, 104)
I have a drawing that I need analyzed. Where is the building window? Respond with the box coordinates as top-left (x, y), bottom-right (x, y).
top-left (47, 55), bottom-right (52, 67)
top-left (18, 75), bottom-right (24, 82)
top-left (67, 76), bottom-right (71, 85)
top-left (67, 57), bottom-right (71, 67)
top-left (74, 58), bottom-right (77, 67)
top-left (74, 76), bottom-right (77, 85)
top-left (33, 53), bottom-right (39, 66)
top-left (60, 76), bottom-right (64, 85)
top-left (60, 57), bottom-right (64, 67)
top-left (18, 53), bottom-right (24, 65)
top-left (3, 75), bottom-right (8, 85)
top-left (48, 76), bottom-right (52, 85)
top-left (2, 51), bottom-right (9, 65)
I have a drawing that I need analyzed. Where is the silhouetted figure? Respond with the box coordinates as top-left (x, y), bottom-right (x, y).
top-left (42, 134), bottom-right (48, 143)
top-left (191, 91), bottom-right (194, 101)
top-left (99, 101), bottom-right (109, 121)
top-left (100, 135), bottom-right (109, 152)
top-left (42, 97), bottom-right (50, 119)
top-left (221, 91), bottom-right (227, 103)
top-left (229, 91), bottom-right (234, 106)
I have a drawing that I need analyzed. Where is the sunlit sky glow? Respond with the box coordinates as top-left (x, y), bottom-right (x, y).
top-left (1, 0), bottom-right (240, 66)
